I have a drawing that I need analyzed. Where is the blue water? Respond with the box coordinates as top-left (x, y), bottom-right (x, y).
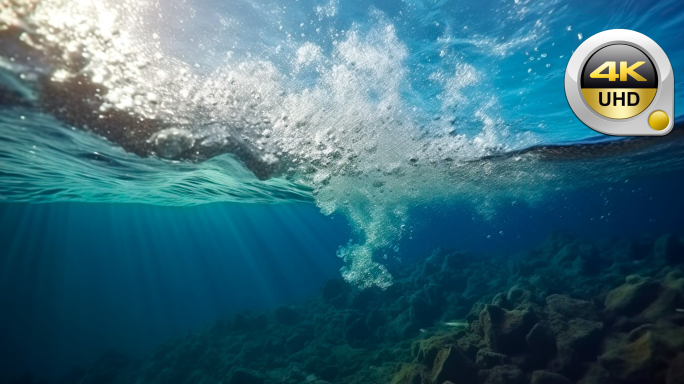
top-left (2, 0), bottom-right (684, 382)
top-left (0, 203), bottom-right (350, 381)
top-left (3, 168), bottom-right (684, 381)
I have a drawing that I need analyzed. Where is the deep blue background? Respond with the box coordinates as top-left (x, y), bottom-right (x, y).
top-left (0, 203), bottom-right (349, 382)
top-left (391, 166), bottom-right (684, 267)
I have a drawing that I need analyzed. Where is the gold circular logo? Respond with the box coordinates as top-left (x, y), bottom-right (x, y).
top-left (580, 44), bottom-right (658, 119)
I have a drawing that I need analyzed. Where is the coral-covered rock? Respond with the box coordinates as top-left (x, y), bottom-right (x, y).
top-left (604, 275), bottom-right (660, 316)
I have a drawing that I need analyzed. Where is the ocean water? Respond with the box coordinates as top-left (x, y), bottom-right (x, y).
top-left (1, 0), bottom-right (684, 383)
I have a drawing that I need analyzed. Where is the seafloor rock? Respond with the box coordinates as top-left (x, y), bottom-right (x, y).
top-left (58, 350), bottom-right (133, 384)
top-left (552, 243), bottom-right (581, 265)
top-left (285, 331), bottom-right (311, 353)
top-left (666, 353), bottom-right (684, 384)
top-left (548, 318), bottom-right (604, 378)
top-left (321, 278), bottom-right (351, 305)
top-left (430, 346), bottom-right (477, 384)
top-left (457, 331), bottom-right (486, 361)
top-left (391, 363), bottom-right (427, 384)
top-left (477, 364), bottom-right (525, 384)
top-left (628, 238), bottom-right (654, 261)
top-left (466, 302), bottom-right (487, 323)
top-left (525, 322), bottom-right (557, 366)
top-left (229, 368), bottom-right (266, 384)
top-left (315, 365), bottom-right (339, 382)
top-left (480, 305), bottom-right (537, 355)
top-left (604, 275), bottom-right (661, 316)
top-left (506, 281), bottom-right (535, 307)
top-left (530, 370), bottom-right (573, 384)
top-left (557, 319), bottom-right (604, 356)
top-left (599, 322), bottom-right (684, 384)
top-left (640, 270), bottom-right (684, 322)
top-left (345, 317), bottom-right (372, 342)
top-left (576, 363), bottom-right (611, 384)
top-left (475, 349), bottom-right (510, 369)
top-left (491, 292), bottom-right (510, 310)
top-left (413, 333), bottom-right (463, 366)
top-left (410, 295), bottom-right (441, 329)
top-left (274, 306), bottom-right (301, 325)
top-left (627, 323), bottom-right (654, 342)
top-left (55, 232), bottom-right (684, 384)
top-left (546, 294), bottom-right (596, 320)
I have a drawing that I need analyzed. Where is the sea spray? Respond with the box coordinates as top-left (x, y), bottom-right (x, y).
top-left (4, 0), bottom-right (681, 289)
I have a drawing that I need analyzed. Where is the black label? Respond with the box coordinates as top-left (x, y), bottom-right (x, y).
top-left (581, 44), bottom-right (658, 89)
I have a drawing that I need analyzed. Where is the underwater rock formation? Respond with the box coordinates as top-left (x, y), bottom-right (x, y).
top-left (57, 232), bottom-right (684, 384)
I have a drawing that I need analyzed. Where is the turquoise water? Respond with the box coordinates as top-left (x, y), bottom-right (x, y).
top-left (2, 0), bottom-right (684, 382)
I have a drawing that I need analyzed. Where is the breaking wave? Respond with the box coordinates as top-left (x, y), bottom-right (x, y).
top-left (1, 0), bottom-right (684, 288)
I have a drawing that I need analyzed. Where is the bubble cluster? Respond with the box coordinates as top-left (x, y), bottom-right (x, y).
top-left (1, 0), bottom-right (601, 289)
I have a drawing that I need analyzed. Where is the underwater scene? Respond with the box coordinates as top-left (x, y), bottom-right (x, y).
top-left (1, 0), bottom-right (684, 383)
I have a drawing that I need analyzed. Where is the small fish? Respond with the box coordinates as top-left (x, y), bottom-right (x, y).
top-left (676, 308), bottom-right (684, 313)
top-left (442, 321), bottom-right (468, 328)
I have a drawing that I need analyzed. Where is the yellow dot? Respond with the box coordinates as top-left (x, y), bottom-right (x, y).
top-left (649, 110), bottom-right (669, 131)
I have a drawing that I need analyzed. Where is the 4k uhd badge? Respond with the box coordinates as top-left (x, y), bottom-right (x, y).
top-left (565, 29), bottom-right (674, 136)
